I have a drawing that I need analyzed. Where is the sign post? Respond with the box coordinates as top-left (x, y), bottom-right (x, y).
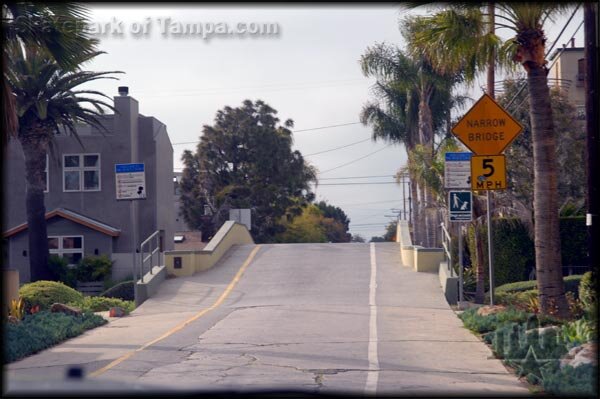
top-left (115, 163), bottom-right (146, 306)
top-left (451, 93), bottom-right (523, 306)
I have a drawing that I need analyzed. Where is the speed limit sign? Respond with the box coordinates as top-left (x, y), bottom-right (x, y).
top-left (471, 155), bottom-right (506, 190)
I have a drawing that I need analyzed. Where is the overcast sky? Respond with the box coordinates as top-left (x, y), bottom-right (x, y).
top-left (83, 4), bottom-right (583, 240)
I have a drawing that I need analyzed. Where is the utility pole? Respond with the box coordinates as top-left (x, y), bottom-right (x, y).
top-left (486, 2), bottom-right (496, 306)
top-left (584, 3), bottom-right (598, 279)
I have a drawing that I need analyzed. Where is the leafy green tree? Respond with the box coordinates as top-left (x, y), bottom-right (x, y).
top-left (2, 3), bottom-right (99, 138)
top-left (383, 220), bottom-right (398, 242)
top-left (275, 204), bottom-right (327, 243)
top-left (315, 201), bottom-right (351, 242)
top-left (407, 3), bottom-right (572, 317)
top-left (180, 100), bottom-right (317, 243)
top-left (6, 45), bottom-right (120, 281)
top-left (499, 80), bottom-right (586, 209)
top-left (352, 234), bottom-right (366, 243)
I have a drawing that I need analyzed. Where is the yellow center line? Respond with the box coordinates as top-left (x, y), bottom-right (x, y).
top-left (89, 245), bottom-right (262, 378)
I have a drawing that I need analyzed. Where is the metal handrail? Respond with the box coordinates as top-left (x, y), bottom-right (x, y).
top-left (440, 222), bottom-right (453, 277)
top-left (140, 230), bottom-right (161, 283)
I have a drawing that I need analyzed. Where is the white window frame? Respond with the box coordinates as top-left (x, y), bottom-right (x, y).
top-left (48, 235), bottom-right (84, 266)
top-left (62, 153), bottom-right (101, 192)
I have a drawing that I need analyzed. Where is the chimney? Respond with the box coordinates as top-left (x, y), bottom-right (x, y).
top-left (118, 86), bottom-right (129, 96)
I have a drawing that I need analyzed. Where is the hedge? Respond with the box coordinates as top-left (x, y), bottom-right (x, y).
top-left (4, 311), bottom-right (106, 363)
top-left (466, 217), bottom-right (588, 288)
top-left (99, 280), bottom-right (134, 301)
top-left (496, 275), bottom-right (584, 296)
top-left (467, 219), bottom-right (534, 289)
top-left (19, 281), bottom-right (84, 311)
top-left (68, 296), bottom-right (135, 314)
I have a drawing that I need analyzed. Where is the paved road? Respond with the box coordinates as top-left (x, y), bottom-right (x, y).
top-left (5, 243), bottom-right (530, 395)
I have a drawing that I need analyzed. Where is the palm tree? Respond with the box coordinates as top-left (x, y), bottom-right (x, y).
top-left (360, 43), bottom-right (459, 247)
top-left (6, 44), bottom-right (121, 281)
top-left (2, 2), bottom-right (98, 138)
top-left (405, 4), bottom-right (572, 317)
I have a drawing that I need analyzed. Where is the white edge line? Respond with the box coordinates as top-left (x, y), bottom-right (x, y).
top-left (365, 242), bottom-right (379, 394)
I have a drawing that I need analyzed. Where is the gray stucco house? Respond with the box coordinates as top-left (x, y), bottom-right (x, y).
top-left (2, 87), bottom-right (174, 283)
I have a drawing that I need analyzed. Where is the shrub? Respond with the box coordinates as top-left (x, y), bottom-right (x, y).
top-left (542, 362), bottom-right (597, 396)
top-left (19, 281), bottom-right (84, 312)
top-left (100, 280), bottom-right (134, 301)
top-left (579, 272), bottom-right (596, 317)
top-left (458, 307), bottom-right (531, 334)
top-left (4, 311), bottom-right (106, 363)
top-left (47, 255), bottom-right (77, 288)
top-left (560, 318), bottom-right (597, 349)
top-left (69, 296), bottom-right (135, 314)
top-left (73, 255), bottom-right (113, 282)
top-left (496, 275), bottom-right (584, 297)
top-left (559, 217), bottom-right (588, 266)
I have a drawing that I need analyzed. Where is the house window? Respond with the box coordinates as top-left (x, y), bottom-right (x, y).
top-left (48, 235), bottom-right (84, 266)
top-left (63, 154), bottom-right (101, 192)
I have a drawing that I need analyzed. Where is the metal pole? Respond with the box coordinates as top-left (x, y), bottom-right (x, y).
top-left (408, 180), bottom-right (412, 226)
top-left (131, 200), bottom-right (138, 304)
top-left (487, 191), bottom-right (494, 306)
top-left (402, 175), bottom-right (406, 220)
top-left (459, 224), bottom-right (464, 304)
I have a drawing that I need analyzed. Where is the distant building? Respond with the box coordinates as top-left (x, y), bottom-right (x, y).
top-left (2, 87), bottom-right (175, 283)
top-left (548, 40), bottom-right (586, 120)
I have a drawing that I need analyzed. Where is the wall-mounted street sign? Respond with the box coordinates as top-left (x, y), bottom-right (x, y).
top-left (445, 152), bottom-right (472, 189)
top-left (449, 191), bottom-right (472, 222)
top-left (115, 163), bottom-right (146, 200)
top-left (471, 155), bottom-right (506, 190)
top-left (452, 93), bottom-right (523, 155)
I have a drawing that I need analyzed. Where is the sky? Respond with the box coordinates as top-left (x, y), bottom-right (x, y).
top-left (82, 4), bottom-right (584, 240)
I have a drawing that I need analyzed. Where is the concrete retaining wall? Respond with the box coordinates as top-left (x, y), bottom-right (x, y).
top-left (413, 247), bottom-right (444, 273)
top-left (136, 265), bottom-right (167, 306)
top-left (439, 261), bottom-right (459, 305)
top-left (164, 221), bottom-right (254, 277)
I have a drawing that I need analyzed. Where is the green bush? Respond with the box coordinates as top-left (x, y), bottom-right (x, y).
top-left (100, 280), bottom-right (134, 301)
top-left (4, 311), bottom-right (106, 363)
top-left (559, 217), bottom-right (588, 266)
top-left (73, 255), bottom-right (113, 282)
top-left (579, 272), bottom-right (596, 317)
top-left (458, 307), bottom-right (531, 334)
top-left (467, 219), bottom-right (534, 289)
top-left (496, 275), bottom-right (584, 296)
top-left (69, 296), bottom-right (135, 314)
top-left (47, 255), bottom-right (77, 288)
top-left (19, 281), bottom-right (84, 311)
top-left (561, 318), bottom-right (597, 349)
top-left (542, 362), bottom-right (597, 396)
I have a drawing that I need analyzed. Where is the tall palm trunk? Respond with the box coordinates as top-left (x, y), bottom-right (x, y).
top-left (409, 173), bottom-right (420, 244)
top-left (19, 125), bottom-right (52, 281)
top-left (418, 92), bottom-right (436, 247)
top-left (527, 65), bottom-right (569, 318)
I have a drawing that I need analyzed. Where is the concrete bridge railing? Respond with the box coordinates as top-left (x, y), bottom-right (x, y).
top-left (164, 221), bottom-right (254, 278)
top-left (396, 220), bottom-right (457, 304)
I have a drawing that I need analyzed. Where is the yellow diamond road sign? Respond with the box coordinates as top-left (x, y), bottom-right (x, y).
top-left (452, 93), bottom-right (523, 155)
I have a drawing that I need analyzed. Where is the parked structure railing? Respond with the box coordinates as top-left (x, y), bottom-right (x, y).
top-left (140, 230), bottom-right (161, 283)
top-left (440, 222), bottom-right (454, 278)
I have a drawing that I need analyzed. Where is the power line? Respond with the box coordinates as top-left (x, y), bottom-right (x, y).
top-left (504, 5), bottom-right (581, 112)
top-left (319, 144), bottom-right (393, 174)
top-left (333, 199), bottom-right (403, 206)
top-left (319, 175), bottom-right (396, 180)
top-left (171, 121), bottom-right (363, 146)
top-left (317, 182), bottom-right (398, 186)
top-left (304, 138), bottom-right (372, 156)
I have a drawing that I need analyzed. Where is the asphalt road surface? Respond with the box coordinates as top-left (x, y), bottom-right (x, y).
top-left (5, 243), bottom-right (529, 396)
